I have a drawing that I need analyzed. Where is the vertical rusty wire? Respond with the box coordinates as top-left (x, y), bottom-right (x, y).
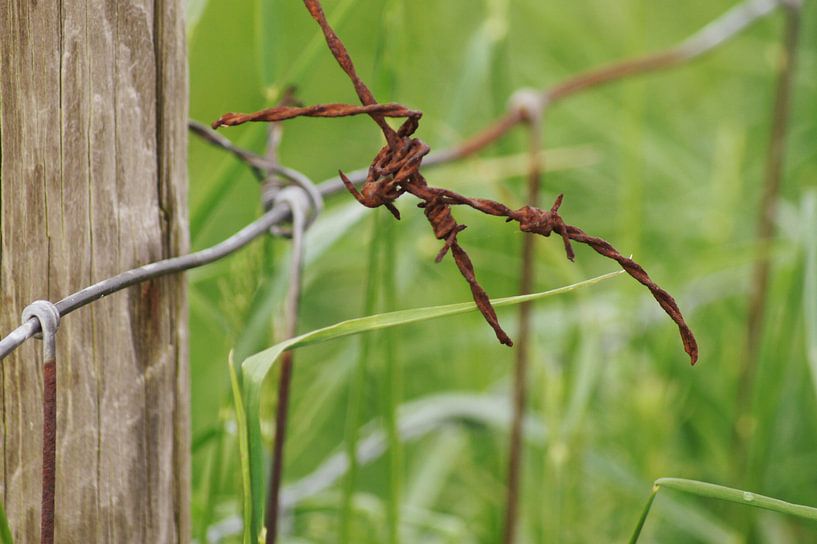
top-left (21, 301), bottom-right (60, 544)
top-left (41, 357), bottom-right (56, 544)
top-left (265, 188), bottom-right (309, 544)
top-left (735, 0), bottom-right (802, 510)
top-left (503, 95), bottom-right (543, 544)
top-left (741, 2), bottom-right (800, 400)
top-left (267, 350), bottom-right (294, 544)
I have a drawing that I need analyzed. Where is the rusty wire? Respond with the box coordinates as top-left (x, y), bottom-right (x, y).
top-left (212, 103), bottom-right (420, 129)
top-left (503, 95), bottom-right (544, 544)
top-left (21, 301), bottom-right (60, 544)
top-left (214, 0), bottom-right (699, 364)
top-left (439, 0), bottom-right (790, 165)
top-left (264, 187), bottom-right (310, 544)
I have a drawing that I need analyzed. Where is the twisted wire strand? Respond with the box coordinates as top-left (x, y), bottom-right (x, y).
top-left (214, 2), bottom-right (699, 362)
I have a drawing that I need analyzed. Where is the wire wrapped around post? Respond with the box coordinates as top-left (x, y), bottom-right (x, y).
top-left (21, 301), bottom-right (61, 544)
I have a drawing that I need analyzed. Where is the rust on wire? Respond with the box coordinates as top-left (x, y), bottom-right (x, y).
top-left (212, 103), bottom-right (421, 129)
top-left (21, 301), bottom-right (61, 544)
top-left (41, 359), bottom-right (56, 544)
top-left (263, 124), bottom-right (314, 544)
top-left (214, 0), bottom-right (698, 364)
top-left (301, 0), bottom-right (399, 150)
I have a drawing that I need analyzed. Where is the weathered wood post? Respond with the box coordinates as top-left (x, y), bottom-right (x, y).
top-left (0, 1), bottom-right (189, 541)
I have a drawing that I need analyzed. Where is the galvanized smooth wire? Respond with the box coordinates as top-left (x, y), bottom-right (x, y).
top-left (190, 121), bottom-right (324, 218)
top-left (265, 187), bottom-right (309, 544)
top-left (0, 203), bottom-right (289, 360)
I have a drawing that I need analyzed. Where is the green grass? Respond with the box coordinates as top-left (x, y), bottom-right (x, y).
top-left (233, 273), bottom-right (623, 542)
top-left (340, 212), bottom-right (382, 544)
top-left (630, 478), bottom-right (817, 543)
top-left (0, 499), bottom-right (12, 544)
top-left (187, 0), bottom-right (817, 542)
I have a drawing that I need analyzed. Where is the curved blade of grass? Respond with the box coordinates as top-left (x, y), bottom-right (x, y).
top-left (244, 270), bottom-right (623, 384)
top-left (232, 270), bottom-right (623, 541)
top-left (629, 478), bottom-right (817, 543)
top-left (628, 485), bottom-right (659, 544)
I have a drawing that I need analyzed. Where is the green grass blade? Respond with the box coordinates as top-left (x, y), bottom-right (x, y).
top-left (0, 499), bottom-right (12, 544)
top-left (374, 3), bottom-right (404, 535)
top-left (244, 270), bottom-right (624, 385)
top-left (232, 270), bottom-right (623, 540)
top-left (233, 203), bottom-right (369, 364)
top-left (341, 212), bottom-right (383, 543)
top-left (656, 478), bottom-right (817, 521)
top-left (629, 477), bottom-right (817, 543)
top-left (628, 484), bottom-right (659, 544)
top-left (802, 192), bottom-right (817, 396)
top-left (194, 407), bottom-right (233, 544)
top-left (446, 0), bottom-right (509, 132)
top-left (382, 217), bottom-right (401, 544)
top-left (228, 353), bottom-right (256, 544)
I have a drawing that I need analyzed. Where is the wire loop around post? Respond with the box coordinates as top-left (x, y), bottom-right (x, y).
top-left (22, 301), bottom-right (61, 361)
top-left (21, 299), bottom-right (60, 544)
top-left (267, 183), bottom-right (323, 238)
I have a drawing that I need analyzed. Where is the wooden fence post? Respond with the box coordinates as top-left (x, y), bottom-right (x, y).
top-left (0, 0), bottom-right (189, 541)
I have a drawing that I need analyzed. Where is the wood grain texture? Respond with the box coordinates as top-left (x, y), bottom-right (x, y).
top-left (0, 0), bottom-right (189, 542)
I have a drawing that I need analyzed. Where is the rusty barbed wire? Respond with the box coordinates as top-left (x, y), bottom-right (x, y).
top-left (212, 103), bottom-right (421, 129)
top-left (214, 0), bottom-right (699, 364)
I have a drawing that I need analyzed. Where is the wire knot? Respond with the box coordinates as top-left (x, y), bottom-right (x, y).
top-left (513, 194), bottom-right (576, 261)
top-left (22, 301), bottom-right (61, 340)
top-left (340, 113), bottom-right (427, 221)
top-left (267, 184), bottom-right (322, 238)
top-left (22, 301), bottom-right (60, 362)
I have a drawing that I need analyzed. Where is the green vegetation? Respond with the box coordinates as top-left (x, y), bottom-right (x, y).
top-left (0, 499), bottom-right (12, 544)
top-left (187, 0), bottom-right (817, 542)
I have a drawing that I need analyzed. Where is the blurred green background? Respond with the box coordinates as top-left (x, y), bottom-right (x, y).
top-left (185, 0), bottom-right (817, 542)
